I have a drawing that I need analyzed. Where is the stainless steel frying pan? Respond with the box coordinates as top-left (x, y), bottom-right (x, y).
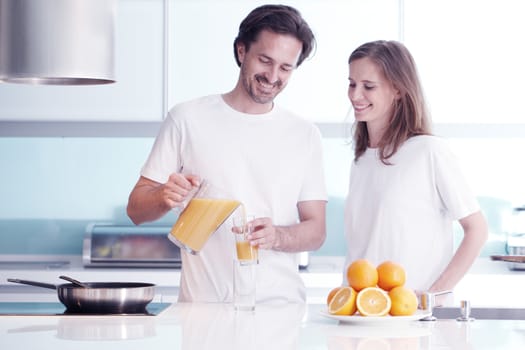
top-left (7, 277), bottom-right (155, 314)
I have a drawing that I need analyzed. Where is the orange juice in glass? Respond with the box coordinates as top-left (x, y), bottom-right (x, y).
top-left (168, 180), bottom-right (240, 254)
top-left (233, 214), bottom-right (258, 264)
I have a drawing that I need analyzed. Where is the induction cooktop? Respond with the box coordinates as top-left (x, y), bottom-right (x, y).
top-left (0, 302), bottom-right (171, 316)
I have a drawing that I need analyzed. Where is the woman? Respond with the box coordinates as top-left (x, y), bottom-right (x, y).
top-left (344, 40), bottom-right (488, 298)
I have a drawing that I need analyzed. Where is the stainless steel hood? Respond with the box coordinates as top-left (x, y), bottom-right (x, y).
top-left (0, 0), bottom-right (116, 85)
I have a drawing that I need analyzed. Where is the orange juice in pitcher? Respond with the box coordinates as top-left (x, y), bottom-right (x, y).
top-left (168, 180), bottom-right (240, 254)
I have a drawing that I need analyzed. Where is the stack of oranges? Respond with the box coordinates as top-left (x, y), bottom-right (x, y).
top-left (327, 259), bottom-right (418, 317)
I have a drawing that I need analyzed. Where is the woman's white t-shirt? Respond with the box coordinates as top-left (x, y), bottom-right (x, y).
top-left (344, 135), bottom-right (480, 291)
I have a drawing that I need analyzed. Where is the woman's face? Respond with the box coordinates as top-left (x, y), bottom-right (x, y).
top-left (348, 57), bottom-right (399, 136)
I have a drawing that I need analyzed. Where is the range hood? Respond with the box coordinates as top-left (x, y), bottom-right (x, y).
top-left (0, 0), bottom-right (116, 85)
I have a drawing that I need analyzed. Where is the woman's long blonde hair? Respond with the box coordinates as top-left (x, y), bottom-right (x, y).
top-left (349, 40), bottom-right (432, 164)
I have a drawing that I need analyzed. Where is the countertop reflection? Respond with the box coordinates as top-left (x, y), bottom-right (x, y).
top-left (1, 303), bottom-right (525, 349)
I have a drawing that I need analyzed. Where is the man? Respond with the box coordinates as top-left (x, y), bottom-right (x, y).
top-left (127, 5), bottom-right (326, 303)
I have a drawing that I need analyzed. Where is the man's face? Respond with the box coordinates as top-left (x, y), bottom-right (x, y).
top-left (237, 30), bottom-right (302, 105)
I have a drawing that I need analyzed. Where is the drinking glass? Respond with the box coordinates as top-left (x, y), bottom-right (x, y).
top-left (232, 214), bottom-right (258, 264)
top-left (233, 259), bottom-right (256, 312)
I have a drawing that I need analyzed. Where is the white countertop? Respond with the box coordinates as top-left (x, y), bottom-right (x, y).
top-left (1, 302), bottom-right (524, 350)
top-left (1, 255), bottom-right (525, 307)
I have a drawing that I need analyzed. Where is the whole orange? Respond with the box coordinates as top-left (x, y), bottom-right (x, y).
top-left (326, 286), bottom-right (344, 305)
top-left (346, 259), bottom-right (378, 292)
top-left (389, 286), bottom-right (418, 316)
top-left (376, 261), bottom-right (406, 291)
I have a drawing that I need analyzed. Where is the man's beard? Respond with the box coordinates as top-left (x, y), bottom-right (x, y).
top-left (241, 69), bottom-right (283, 105)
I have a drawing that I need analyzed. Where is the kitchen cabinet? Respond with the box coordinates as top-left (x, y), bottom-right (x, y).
top-left (0, 0), bottom-right (165, 122)
top-left (167, 0), bottom-right (399, 122)
top-left (1, 0), bottom-right (399, 134)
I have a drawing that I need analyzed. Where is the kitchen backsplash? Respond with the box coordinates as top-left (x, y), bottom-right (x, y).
top-left (0, 137), bottom-right (515, 257)
top-left (0, 137), bottom-right (347, 256)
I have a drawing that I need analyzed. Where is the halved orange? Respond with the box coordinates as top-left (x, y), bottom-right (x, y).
top-left (328, 286), bottom-right (357, 316)
top-left (356, 287), bottom-right (391, 316)
top-left (326, 286), bottom-right (344, 305)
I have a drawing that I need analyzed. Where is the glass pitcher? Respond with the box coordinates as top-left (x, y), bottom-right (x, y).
top-left (168, 180), bottom-right (241, 254)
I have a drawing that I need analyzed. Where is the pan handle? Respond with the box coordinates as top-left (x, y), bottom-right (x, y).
top-left (7, 278), bottom-right (58, 290)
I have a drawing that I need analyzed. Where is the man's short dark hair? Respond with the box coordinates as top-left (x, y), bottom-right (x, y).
top-left (233, 4), bottom-right (316, 68)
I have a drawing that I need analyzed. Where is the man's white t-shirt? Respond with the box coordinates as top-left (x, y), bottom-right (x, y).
top-left (141, 94), bottom-right (327, 303)
top-left (344, 135), bottom-right (480, 291)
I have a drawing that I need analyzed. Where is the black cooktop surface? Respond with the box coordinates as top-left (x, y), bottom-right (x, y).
top-left (0, 302), bottom-right (171, 316)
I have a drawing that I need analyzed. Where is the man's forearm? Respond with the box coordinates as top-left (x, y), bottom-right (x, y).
top-left (273, 219), bottom-right (326, 252)
top-left (127, 184), bottom-right (170, 225)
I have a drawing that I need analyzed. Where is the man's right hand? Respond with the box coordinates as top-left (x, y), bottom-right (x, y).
top-left (127, 173), bottom-right (200, 225)
top-left (161, 173), bottom-right (201, 210)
